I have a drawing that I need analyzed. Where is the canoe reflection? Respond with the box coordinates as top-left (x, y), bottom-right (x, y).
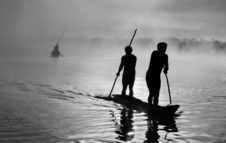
top-left (144, 113), bottom-right (178, 143)
top-left (115, 107), bottom-right (134, 141)
top-left (111, 107), bottom-right (179, 143)
top-left (145, 119), bottom-right (159, 143)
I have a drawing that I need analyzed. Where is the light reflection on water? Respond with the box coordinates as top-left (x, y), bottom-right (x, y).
top-left (0, 55), bottom-right (226, 143)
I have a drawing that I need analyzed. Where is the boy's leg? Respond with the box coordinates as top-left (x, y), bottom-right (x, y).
top-left (122, 76), bottom-right (127, 95)
top-left (129, 77), bottom-right (135, 97)
top-left (153, 94), bottom-right (159, 105)
top-left (153, 79), bottom-right (161, 105)
top-left (148, 95), bottom-right (153, 105)
top-left (122, 85), bottom-right (127, 96)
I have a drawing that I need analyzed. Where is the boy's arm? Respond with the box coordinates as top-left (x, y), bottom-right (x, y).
top-left (116, 57), bottom-right (123, 76)
top-left (164, 55), bottom-right (169, 74)
top-left (133, 56), bottom-right (137, 68)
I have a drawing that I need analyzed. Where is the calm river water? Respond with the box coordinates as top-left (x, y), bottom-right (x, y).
top-left (0, 52), bottom-right (226, 143)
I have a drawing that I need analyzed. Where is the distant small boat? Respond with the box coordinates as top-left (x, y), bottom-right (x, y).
top-left (109, 94), bottom-right (180, 118)
top-left (51, 30), bottom-right (66, 58)
top-left (51, 44), bottom-right (61, 58)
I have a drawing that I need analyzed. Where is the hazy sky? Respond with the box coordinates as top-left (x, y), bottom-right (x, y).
top-left (1, 0), bottom-right (226, 55)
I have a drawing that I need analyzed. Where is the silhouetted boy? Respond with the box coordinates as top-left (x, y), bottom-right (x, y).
top-left (117, 46), bottom-right (137, 97)
top-left (146, 42), bottom-right (168, 105)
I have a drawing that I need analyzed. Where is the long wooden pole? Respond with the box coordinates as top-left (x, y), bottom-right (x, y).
top-left (129, 29), bottom-right (137, 46)
top-left (108, 75), bottom-right (119, 98)
top-left (109, 29), bottom-right (137, 98)
top-left (56, 30), bottom-right (66, 44)
top-left (165, 74), bottom-right (172, 104)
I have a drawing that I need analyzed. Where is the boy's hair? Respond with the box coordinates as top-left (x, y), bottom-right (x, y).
top-left (157, 42), bottom-right (167, 51)
top-left (157, 42), bottom-right (167, 50)
top-left (125, 45), bottom-right (133, 53)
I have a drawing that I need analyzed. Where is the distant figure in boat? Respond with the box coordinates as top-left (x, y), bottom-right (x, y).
top-left (146, 42), bottom-right (169, 105)
top-left (51, 44), bottom-right (61, 57)
top-left (116, 45), bottom-right (137, 97)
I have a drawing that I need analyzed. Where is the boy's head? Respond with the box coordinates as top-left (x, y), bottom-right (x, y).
top-left (125, 45), bottom-right (133, 55)
top-left (157, 42), bottom-right (167, 54)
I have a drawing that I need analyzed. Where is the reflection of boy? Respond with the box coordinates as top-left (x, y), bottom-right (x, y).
top-left (117, 46), bottom-right (137, 97)
top-left (146, 42), bottom-right (168, 105)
